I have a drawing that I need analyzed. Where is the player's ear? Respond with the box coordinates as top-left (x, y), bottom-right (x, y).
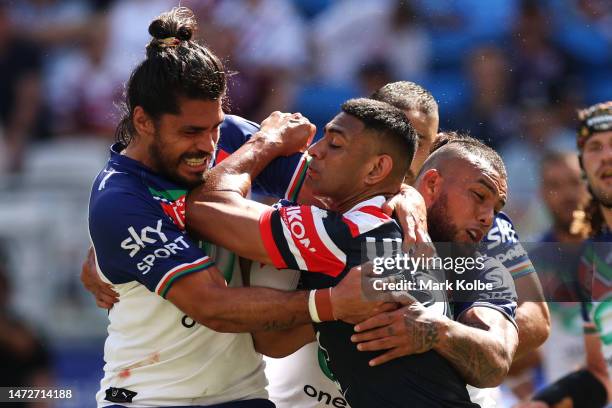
top-left (365, 154), bottom-right (393, 185)
top-left (416, 169), bottom-right (441, 206)
top-left (133, 106), bottom-right (156, 139)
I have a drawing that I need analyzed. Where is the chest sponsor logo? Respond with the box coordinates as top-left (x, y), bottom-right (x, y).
top-left (303, 384), bottom-right (347, 407)
top-left (121, 220), bottom-right (168, 257)
top-left (283, 207), bottom-right (317, 252)
top-left (120, 220), bottom-right (190, 274)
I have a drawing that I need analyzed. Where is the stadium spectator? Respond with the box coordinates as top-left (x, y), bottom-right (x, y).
top-left (451, 46), bottom-right (519, 149)
top-left (0, 246), bottom-right (52, 407)
top-left (311, 0), bottom-right (429, 86)
top-left (210, 0), bottom-right (308, 121)
top-left (48, 15), bottom-right (122, 138)
top-left (0, 2), bottom-right (44, 174)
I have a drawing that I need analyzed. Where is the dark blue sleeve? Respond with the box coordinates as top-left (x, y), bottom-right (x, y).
top-left (217, 115), bottom-right (312, 200)
top-left (452, 256), bottom-right (518, 329)
top-left (482, 212), bottom-right (536, 280)
top-left (89, 188), bottom-right (213, 298)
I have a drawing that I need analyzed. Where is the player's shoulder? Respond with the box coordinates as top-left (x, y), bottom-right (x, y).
top-left (221, 115), bottom-right (259, 137)
top-left (341, 196), bottom-right (397, 239)
top-left (484, 211), bottom-right (519, 245)
top-left (90, 169), bottom-right (158, 227)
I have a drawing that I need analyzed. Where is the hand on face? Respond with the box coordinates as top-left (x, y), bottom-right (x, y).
top-left (259, 111), bottom-right (316, 157)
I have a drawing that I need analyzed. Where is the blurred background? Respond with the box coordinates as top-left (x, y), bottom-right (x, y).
top-left (0, 0), bottom-right (610, 406)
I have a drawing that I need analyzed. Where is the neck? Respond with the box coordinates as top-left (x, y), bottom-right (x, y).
top-left (124, 137), bottom-right (154, 170)
top-left (331, 185), bottom-right (398, 214)
top-left (602, 205), bottom-right (612, 230)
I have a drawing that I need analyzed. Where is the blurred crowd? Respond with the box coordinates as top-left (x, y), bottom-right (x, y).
top-left (1, 0), bottom-right (612, 233)
top-left (0, 0), bottom-right (611, 406)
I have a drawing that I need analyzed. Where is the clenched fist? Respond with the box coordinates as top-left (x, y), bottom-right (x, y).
top-left (259, 111), bottom-right (316, 157)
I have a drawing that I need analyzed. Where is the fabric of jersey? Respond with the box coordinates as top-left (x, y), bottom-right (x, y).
top-left (89, 115), bottom-right (305, 407)
top-left (258, 195), bottom-right (510, 408)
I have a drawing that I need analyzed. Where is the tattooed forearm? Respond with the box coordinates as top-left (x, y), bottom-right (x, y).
top-left (404, 315), bottom-right (440, 352)
top-left (432, 307), bottom-right (518, 388)
top-left (262, 315), bottom-right (298, 331)
top-left (440, 332), bottom-right (508, 386)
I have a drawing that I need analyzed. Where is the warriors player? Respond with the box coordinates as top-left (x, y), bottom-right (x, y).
top-left (521, 103), bottom-right (612, 408)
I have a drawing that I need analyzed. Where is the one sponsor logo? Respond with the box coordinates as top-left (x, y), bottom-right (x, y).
top-left (494, 246), bottom-right (527, 264)
top-left (303, 384), bottom-right (347, 407)
top-left (120, 220), bottom-right (191, 274)
top-left (284, 207), bottom-right (316, 252)
top-left (121, 220), bottom-right (168, 257)
top-left (486, 218), bottom-right (517, 249)
top-left (136, 236), bottom-right (190, 274)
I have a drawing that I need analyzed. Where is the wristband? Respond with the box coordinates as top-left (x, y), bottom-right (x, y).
top-left (314, 288), bottom-right (336, 322)
top-left (308, 290), bottom-right (321, 323)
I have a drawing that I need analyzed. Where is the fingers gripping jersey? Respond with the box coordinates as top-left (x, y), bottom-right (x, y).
top-left (258, 196), bottom-right (479, 408)
top-left (219, 115), bottom-right (311, 200)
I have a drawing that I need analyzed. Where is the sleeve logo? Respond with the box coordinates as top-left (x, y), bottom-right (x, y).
top-left (284, 206), bottom-right (317, 252)
top-left (121, 219), bottom-right (168, 257)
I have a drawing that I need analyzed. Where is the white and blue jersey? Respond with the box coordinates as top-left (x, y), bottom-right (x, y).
top-left (89, 115), bottom-right (305, 407)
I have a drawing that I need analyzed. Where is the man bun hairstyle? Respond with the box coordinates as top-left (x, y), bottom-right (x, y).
top-left (341, 98), bottom-right (417, 179)
top-left (115, 7), bottom-right (226, 146)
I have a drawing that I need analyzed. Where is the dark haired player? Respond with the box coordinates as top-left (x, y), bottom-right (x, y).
top-left (88, 8), bottom-right (404, 408)
top-left (187, 98), bottom-right (519, 407)
top-left (519, 102), bottom-right (612, 408)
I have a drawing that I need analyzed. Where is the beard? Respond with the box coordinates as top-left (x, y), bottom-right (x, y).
top-left (149, 129), bottom-right (210, 189)
top-left (427, 192), bottom-right (459, 243)
top-left (589, 184), bottom-right (612, 208)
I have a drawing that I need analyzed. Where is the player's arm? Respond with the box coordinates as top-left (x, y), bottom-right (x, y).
top-left (187, 111), bottom-right (315, 264)
top-left (252, 324), bottom-right (316, 358)
top-left (512, 272), bottom-right (550, 360)
top-left (485, 214), bottom-right (550, 360)
top-left (351, 302), bottom-right (518, 388)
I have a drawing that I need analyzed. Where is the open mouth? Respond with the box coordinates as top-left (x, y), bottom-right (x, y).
top-left (182, 156), bottom-right (209, 169)
top-left (601, 168), bottom-right (612, 181)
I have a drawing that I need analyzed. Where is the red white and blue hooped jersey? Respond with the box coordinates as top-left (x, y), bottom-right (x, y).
top-left (88, 115), bottom-right (306, 407)
top-left (258, 196), bottom-right (482, 408)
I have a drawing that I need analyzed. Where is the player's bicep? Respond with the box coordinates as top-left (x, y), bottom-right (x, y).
top-left (187, 192), bottom-right (273, 264)
top-left (259, 205), bottom-right (350, 275)
top-left (165, 264), bottom-right (227, 321)
top-left (459, 306), bottom-right (519, 342)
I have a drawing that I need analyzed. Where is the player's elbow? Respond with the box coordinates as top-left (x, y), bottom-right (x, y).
top-left (517, 302), bottom-right (551, 353)
top-left (533, 303), bottom-right (551, 346)
top-left (190, 302), bottom-right (241, 333)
